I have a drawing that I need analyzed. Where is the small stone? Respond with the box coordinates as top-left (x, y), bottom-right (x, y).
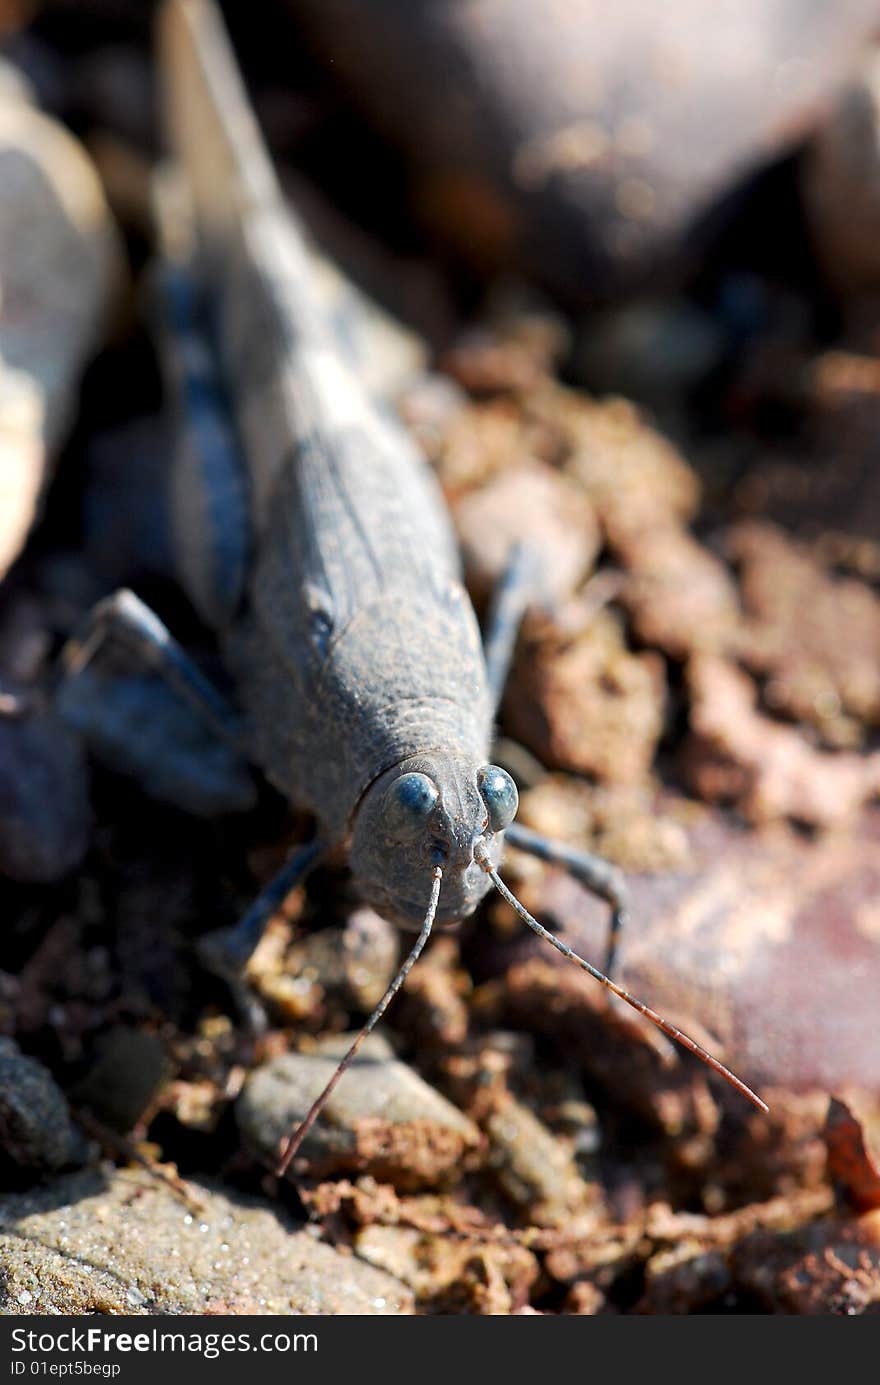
top-left (237, 1033), bottom-right (482, 1189)
top-left (453, 461), bottom-right (599, 605)
top-left (68, 1028), bottom-right (171, 1134)
top-left (617, 526), bottom-right (741, 659)
top-left (485, 1093), bottom-right (598, 1226)
top-left (505, 605), bottom-right (666, 785)
top-left (562, 394), bottom-right (701, 539)
top-left (727, 520), bottom-right (880, 740)
top-left (0, 1039), bottom-right (86, 1175)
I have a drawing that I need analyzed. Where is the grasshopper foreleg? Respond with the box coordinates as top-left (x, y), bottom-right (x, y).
top-left (198, 837), bottom-right (326, 975)
top-left (197, 838), bottom-right (326, 1031)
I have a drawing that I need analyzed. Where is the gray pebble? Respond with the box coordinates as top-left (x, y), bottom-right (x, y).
top-left (67, 1028), bottom-right (171, 1135)
top-left (237, 1034), bottom-right (481, 1188)
top-left (0, 1040), bottom-right (87, 1174)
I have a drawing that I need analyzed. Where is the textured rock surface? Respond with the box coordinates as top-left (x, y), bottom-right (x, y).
top-left (237, 1033), bottom-right (482, 1188)
top-left (0, 1169), bottom-right (413, 1314)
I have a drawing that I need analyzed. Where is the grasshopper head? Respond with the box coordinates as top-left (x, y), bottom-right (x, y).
top-left (349, 751), bottom-right (517, 930)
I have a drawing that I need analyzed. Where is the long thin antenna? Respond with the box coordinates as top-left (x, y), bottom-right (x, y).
top-left (475, 844), bottom-right (767, 1114)
top-left (275, 865), bottom-right (443, 1177)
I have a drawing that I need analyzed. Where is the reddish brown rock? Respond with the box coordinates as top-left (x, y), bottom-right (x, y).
top-left (683, 653), bottom-right (880, 825)
top-left (562, 395), bottom-right (700, 540)
top-left (733, 1209), bottom-right (880, 1313)
top-left (453, 461), bottom-right (599, 604)
top-left (619, 528), bottom-right (741, 659)
top-left (236, 1034), bottom-right (483, 1190)
top-left (727, 520), bottom-right (880, 742)
top-left (824, 1097), bottom-right (880, 1212)
top-left (504, 605), bottom-right (666, 785)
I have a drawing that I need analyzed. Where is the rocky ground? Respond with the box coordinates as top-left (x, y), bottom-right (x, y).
top-left (2, 0), bottom-right (880, 1315)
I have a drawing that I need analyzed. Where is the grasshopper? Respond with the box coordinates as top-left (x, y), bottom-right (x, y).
top-left (65, 0), bottom-right (766, 1177)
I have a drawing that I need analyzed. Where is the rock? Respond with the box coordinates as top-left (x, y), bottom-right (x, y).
top-left (0, 1039), bottom-right (87, 1176)
top-left (732, 1209), bottom-right (880, 1313)
top-left (486, 805), bottom-right (880, 1098)
top-left (727, 520), bottom-right (880, 743)
top-left (394, 937), bottom-right (470, 1050)
top-left (67, 1027), bottom-right (171, 1134)
top-left (517, 777), bottom-right (692, 875)
top-left (0, 700), bottom-right (90, 882)
top-left (484, 1094), bottom-right (597, 1227)
top-left (824, 1096), bottom-right (880, 1212)
top-left (504, 604), bottom-right (666, 785)
top-left (0, 1168), bottom-right (413, 1314)
top-left (453, 461), bottom-right (600, 605)
top-left (237, 1034), bottom-right (482, 1189)
top-left (803, 47), bottom-right (880, 295)
top-left (287, 0), bottom-right (880, 301)
top-left (616, 526), bottom-right (741, 659)
top-left (0, 71), bottom-right (121, 580)
top-left (683, 653), bottom-right (880, 825)
top-left (562, 395), bottom-right (701, 540)
top-left (635, 1190), bottom-right (837, 1312)
top-left (281, 909), bottom-right (401, 1015)
top-left (354, 1222), bottom-right (538, 1314)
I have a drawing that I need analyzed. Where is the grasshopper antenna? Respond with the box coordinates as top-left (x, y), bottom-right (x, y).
top-left (474, 843), bottom-right (768, 1114)
top-left (275, 864), bottom-right (443, 1177)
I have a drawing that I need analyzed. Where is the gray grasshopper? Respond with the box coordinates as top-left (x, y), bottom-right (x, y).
top-left (66, 0), bottom-right (765, 1175)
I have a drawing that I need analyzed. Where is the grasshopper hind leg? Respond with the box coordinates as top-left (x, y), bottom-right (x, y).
top-left (63, 587), bottom-right (245, 749)
top-left (58, 588), bottom-right (256, 816)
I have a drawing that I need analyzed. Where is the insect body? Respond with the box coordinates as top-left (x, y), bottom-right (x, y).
top-left (68, 0), bottom-right (766, 1174)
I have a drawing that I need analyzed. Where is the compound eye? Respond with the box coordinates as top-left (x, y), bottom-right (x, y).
top-left (477, 765), bottom-right (519, 832)
top-left (383, 772), bottom-right (440, 838)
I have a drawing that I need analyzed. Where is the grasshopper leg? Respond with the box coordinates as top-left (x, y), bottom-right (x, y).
top-left (504, 821), bottom-right (628, 979)
top-left (63, 588), bottom-right (244, 751)
top-left (481, 543), bottom-right (545, 715)
top-left (483, 552), bottom-right (628, 974)
top-left (197, 838), bottom-right (325, 1030)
